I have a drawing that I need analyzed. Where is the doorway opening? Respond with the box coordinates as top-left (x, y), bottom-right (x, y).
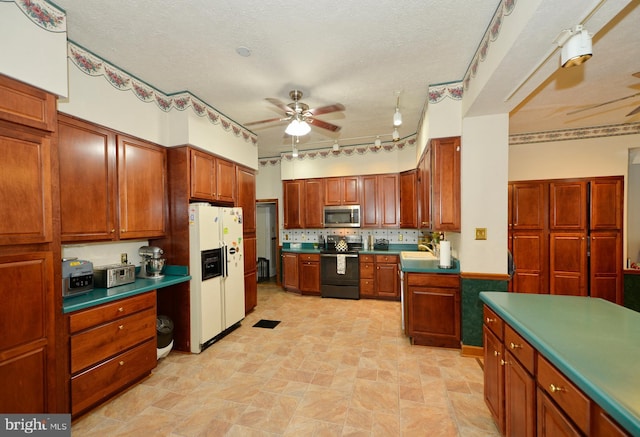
top-left (256, 199), bottom-right (279, 283)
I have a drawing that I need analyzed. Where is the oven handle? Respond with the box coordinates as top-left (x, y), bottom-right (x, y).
top-left (320, 253), bottom-right (359, 258)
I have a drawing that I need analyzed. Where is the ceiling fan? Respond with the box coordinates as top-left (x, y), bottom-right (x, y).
top-left (567, 72), bottom-right (640, 117)
top-left (245, 90), bottom-right (345, 135)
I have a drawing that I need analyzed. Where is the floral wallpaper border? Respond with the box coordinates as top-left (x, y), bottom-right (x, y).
top-left (428, 82), bottom-right (464, 104)
top-left (258, 136), bottom-right (416, 167)
top-left (67, 41), bottom-right (258, 146)
top-left (1, 0), bottom-right (65, 32)
top-left (509, 122), bottom-right (640, 145)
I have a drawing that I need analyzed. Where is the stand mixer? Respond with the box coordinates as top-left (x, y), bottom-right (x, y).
top-left (138, 246), bottom-right (165, 278)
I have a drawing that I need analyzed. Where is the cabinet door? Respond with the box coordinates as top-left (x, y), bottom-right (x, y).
top-left (590, 231), bottom-right (622, 304)
top-left (505, 352), bottom-right (536, 437)
top-left (283, 180), bottom-right (304, 229)
top-left (0, 125), bottom-right (53, 245)
top-left (361, 175), bottom-right (378, 227)
top-left (484, 326), bottom-right (505, 435)
top-left (304, 179), bottom-right (325, 228)
top-left (511, 231), bottom-right (545, 294)
top-left (418, 148), bottom-right (431, 229)
top-left (549, 181), bottom-right (587, 230)
top-left (408, 285), bottom-right (460, 348)
top-left (342, 176), bottom-right (360, 204)
top-left (590, 177), bottom-right (623, 230)
top-left (117, 135), bottom-right (167, 239)
top-left (549, 232), bottom-right (587, 296)
top-left (400, 170), bottom-right (418, 228)
top-left (431, 137), bottom-right (460, 231)
top-left (537, 389), bottom-right (581, 437)
top-left (378, 174), bottom-right (399, 227)
top-left (216, 158), bottom-right (235, 203)
top-left (58, 114), bottom-right (117, 242)
top-left (299, 260), bottom-right (320, 295)
top-left (244, 270), bottom-right (258, 314)
top-left (0, 252), bottom-right (54, 413)
top-left (236, 166), bottom-right (256, 235)
top-left (190, 149), bottom-right (215, 201)
top-left (376, 261), bottom-right (398, 298)
top-left (0, 74), bottom-right (56, 132)
top-left (324, 177), bottom-right (342, 205)
top-left (282, 253), bottom-right (298, 291)
top-left (511, 182), bottom-right (545, 230)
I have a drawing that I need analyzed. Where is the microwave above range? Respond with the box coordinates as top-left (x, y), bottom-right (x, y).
top-left (323, 205), bottom-right (361, 228)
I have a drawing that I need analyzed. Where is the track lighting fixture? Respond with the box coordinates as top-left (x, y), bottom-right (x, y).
top-left (292, 146), bottom-right (298, 158)
top-left (374, 136), bottom-right (381, 148)
top-left (332, 141), bottom-right (340, 151)
top-left (392, 128), bottom-right (400, 142)
top-left (393, 91), bottom-right (403, 126)
top-left (556, 25), bottom-right (592, 68)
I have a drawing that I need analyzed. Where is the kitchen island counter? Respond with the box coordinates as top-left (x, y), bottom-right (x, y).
top-left (480, 291), bottom-right (640, 436)
top-left (63, 265), bottom-right (190, 313)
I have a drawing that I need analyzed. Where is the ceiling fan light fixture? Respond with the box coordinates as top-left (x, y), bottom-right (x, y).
top-left (560, 25), bottom-right (592, 68)
top-left (393, 107), bottom-right (403, 126)
top-left (285, 119), bottom-right (311, 136)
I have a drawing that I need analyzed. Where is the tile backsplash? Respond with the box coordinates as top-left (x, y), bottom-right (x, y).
top-left (280, 228), bottom-right (420, 244)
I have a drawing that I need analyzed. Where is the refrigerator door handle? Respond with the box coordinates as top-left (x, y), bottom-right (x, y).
top-left (222, 242), bottom-right (228, 278)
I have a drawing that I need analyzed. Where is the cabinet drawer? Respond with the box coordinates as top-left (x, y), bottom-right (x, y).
top-left (360, 279), bottom-right (375, 295)
top-left (71, 308), bottom-right (156, 373)
top-left (483, 306), bottom-right (504, 340)
top-left (537, 355), bottom-right (590, 434)
top-left (406, 272), bottom-right (459, 288)
top-left (375, 254), bottom-right (398, 264)
top-left (360, 254), bottom-right (374, 263)
top-left (70, 292), bottom-right (156, 334)
top-left (71, 338), bottom-right (156, 415)
top-left (504, 324), bottom-right (535, 373)
top-left (360, 262), bottom-right (374, 279)
top-left (299, 253), bottom-right (320, 262)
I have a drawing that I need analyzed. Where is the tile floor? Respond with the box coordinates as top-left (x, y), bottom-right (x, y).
top-left (71, 281), bottom-right (500, 436)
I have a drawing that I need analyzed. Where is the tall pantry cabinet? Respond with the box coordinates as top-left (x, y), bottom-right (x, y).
top-left (0, 74), bottom-right (64, 412)
top-left (508, 176), bottom-right (623, 304)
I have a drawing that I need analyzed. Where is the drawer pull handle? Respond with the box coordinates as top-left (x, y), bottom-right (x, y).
top-left (119, 361), bottom-right (124, 366)
top-left (509, 342), bottom-right (522, 349)
top-left (118, 307), bottom-right (124, 312)
top-left (500, 359), bottom-right (506, 366)
top-left (550, 384), bottom-right (565, 393)
top-left (485, 317), bottom-right (496, 323)
top-left (119, 325), bottom-right (124, 330)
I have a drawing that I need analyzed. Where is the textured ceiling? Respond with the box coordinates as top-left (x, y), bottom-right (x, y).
top-left (54, 0), bottom-right (639, 158)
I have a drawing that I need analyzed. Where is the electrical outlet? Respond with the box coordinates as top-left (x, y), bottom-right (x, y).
top-left (121, 253), bottom-right (128, 264)
top-left (398, 234), bottom-right (403, 241)
top-left (475, 228), bottom-right (487, 240)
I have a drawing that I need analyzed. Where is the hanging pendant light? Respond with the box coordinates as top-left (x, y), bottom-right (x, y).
top-left (393, 107), bottom-right (402, 126)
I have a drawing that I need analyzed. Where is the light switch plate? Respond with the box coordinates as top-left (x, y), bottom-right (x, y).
top-left (475, 228), bottom-right (487, 240)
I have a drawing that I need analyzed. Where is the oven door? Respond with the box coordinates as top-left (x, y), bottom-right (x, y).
top-left (320, 253), bottom-right (359, 285)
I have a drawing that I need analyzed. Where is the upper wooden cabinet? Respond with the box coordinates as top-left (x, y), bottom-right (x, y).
top-left (325, 176), bottom-right (359, 205)
top-left (400, 169), bottom-right (418, 229)
top-left (550, 180), bottom-right (588, 230)
top-left (590, 177), bottom-right (623, 230)
top-left (304, 179), bottom-right (325, 228)
top-left (236, 165), bottom-right (256, 235)
top-left (417, 147), bottom-right (431, 229)
top-left (283, 180), bottom-right (304, 229)
top-left (190, 148), bottom-right (235, 203)
top-left (0, 74), bottom-right (56, 132)
top-left (431, 137), bottom-right (460, 232)
top-left (58, 114), bottom-right (167, 242)
top-left (361, 173), bottom-right (399, 228)
top-left (511, 181), bottom-right (546, 230)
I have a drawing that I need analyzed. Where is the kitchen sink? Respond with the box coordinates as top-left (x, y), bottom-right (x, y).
top-left (400, 251), bottom-right (437, 260)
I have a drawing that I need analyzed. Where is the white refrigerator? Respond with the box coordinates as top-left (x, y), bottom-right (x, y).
top-left (188, 203), bottom-right (245, 353)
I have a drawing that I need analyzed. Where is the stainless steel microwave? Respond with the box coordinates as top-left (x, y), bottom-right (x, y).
top-left (323, 205), bottom-right (361, 228)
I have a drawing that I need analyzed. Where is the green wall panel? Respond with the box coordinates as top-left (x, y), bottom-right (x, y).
top-left (461, 278), bottom-right (508, 347)
top-left (624, 273), bottom-right (640, 312)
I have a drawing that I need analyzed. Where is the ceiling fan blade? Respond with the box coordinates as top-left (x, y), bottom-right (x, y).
top-left (566, 92), bottom-right (640, 116)
top-left (307, 118), bottom-right (341, 132)
top-left (244, 116), bottom-right (289, 126)
top-left (307, 103), bottom-right (345, 116)
top-left (627, 104), bottom-right (640, 117)
top-left (265, 98), bottom-right (294, 114)
top-left (633, 71), bottom-right (640, 79)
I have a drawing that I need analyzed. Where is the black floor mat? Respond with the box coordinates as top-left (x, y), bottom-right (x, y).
top-left (253, 319), bottom-right (281, 329)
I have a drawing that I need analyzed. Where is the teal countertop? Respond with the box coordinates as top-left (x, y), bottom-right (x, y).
top-left (480, 292), bottom-right (640, 435)
top-left (63, 265), bottom-right (191, 314)
top-left (399, 257), bottom-right (460, 274)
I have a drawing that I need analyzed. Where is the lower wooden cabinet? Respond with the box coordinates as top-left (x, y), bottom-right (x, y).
top-left (483, 305), bottom-right (632, 437)
top-left (404, 272), bottom-right (460, 347)
top-left (298, 253), bottom-right (320, 295)
top-left (282, 252), bottom-right (299, 292)
top-left (359, 254), bottom-right (400, 299)
top-left (68, 291), bottom-right (157, 416)
top-left (359, 255), bottom-right (375, 298)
